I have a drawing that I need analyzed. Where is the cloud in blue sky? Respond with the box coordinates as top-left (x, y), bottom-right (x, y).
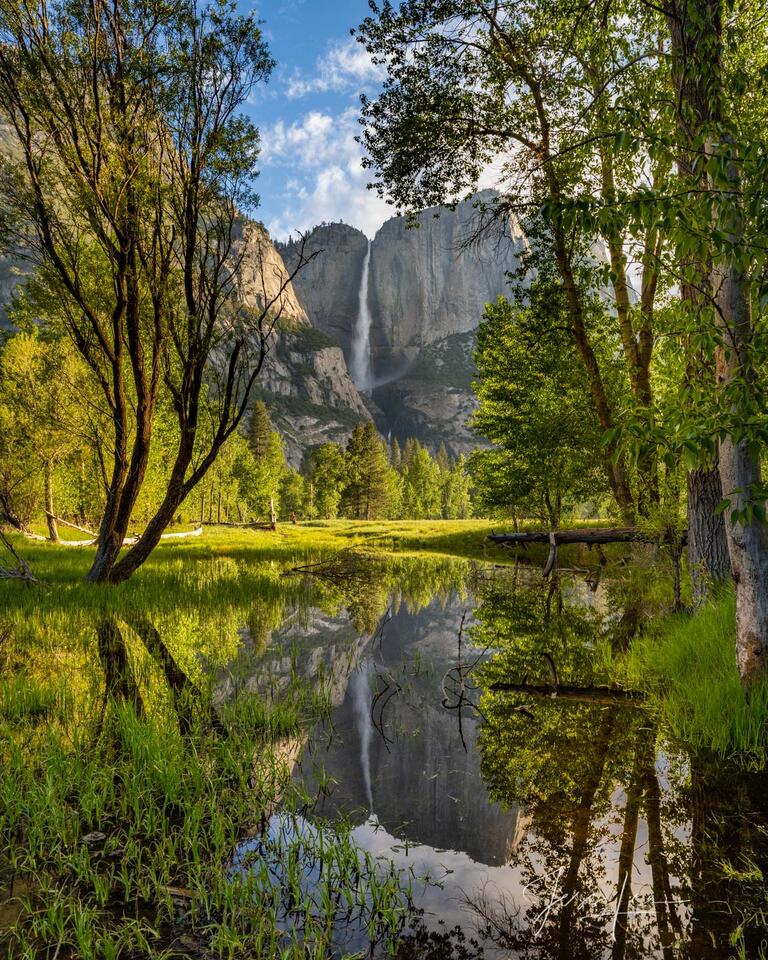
top-left (248, 2), bottom-right (395, 241)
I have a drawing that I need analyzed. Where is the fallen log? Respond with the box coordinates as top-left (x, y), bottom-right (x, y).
top-left (45, 513), bottom-right (96, 537)
top-left (488, 527), bottom-right (687, 546)
top-left (21, 524), bottom-right (204, 547)
top-left (489, 526), bottom-right (686, 581)
top-left (490, 681), bottom-right (644, 706)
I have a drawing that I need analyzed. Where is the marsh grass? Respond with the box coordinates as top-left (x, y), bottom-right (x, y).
top-left (0, 663), bottom-right (413, 958)
top-left (618, 588), bottom-right (768, 765)
top-left (0, 532), bottom-right (458, 958)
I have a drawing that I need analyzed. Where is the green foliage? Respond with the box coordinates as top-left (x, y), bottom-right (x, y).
top-left (470, 291), bottom-right (607, 525)
top-left (618, 589), bottom-right (768, 765)
top-left (341, 422), bottom-right (400, 520)
top-left (308, 443), bottom-right (347, 519)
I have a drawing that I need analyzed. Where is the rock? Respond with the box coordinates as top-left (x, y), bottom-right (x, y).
top-left (278, 223), bottom-right (369, 362)
top-left (370, 332), bottom-right (482, 457)
top-left (287, 191), bottom-right (525, 453)
top-left (368, 190), bottom-right (526, 380)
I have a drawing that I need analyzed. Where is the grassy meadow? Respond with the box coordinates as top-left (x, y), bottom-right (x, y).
top-left (1, 519), bottom-right (765, 956)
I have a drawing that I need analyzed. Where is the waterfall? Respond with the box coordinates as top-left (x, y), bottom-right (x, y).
top-left (350, 240), bottom-right (373, 390)
top-left (351, 659), bottom-right (374, 812)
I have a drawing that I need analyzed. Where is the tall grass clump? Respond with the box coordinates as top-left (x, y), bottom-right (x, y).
top-left (622, 588), bottom-right (768, 765)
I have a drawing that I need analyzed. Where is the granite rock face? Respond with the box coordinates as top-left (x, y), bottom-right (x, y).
top-left (368, 191), bottom-right (526, 379)
top-left (283, 192), bottom-right (525, 455)
top-left (278, 223), bottom-right (369, 362)
top-left (236, 222), bottom-right (368, 466)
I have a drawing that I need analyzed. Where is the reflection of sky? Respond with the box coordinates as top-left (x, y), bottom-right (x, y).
top-left (223, 564), bottom-right (695, 957)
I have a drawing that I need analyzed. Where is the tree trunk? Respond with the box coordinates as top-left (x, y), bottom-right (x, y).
top-left (44, 460), bottom-right (58, 542)
top-left (668, 0), bottom-right (768, 685)
top-left (687, 464), bottom-right (730, 601)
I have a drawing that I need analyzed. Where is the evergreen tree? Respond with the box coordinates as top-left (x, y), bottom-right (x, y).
top-left (342, 422), bottom-right (398, 520)
top-left (235, 402), bottom-right (286, 519)
top-left (435, 441), bottom-right (451, 473)
top-left (401, 440), bottom-right (441, 519)
top-left (390, 437), bottom-right (402, 471)
top-left (401, 437), bottom-right (419, 470)
top-left (248, 401), bottom-right (274, 459)
top-left (442, 455), bottom-right (473, 519)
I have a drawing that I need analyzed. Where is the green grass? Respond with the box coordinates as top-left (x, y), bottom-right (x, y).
top-left (618, 588), bottom-right (768, 766)
top-left (0, 526), bottom-right (486, 956)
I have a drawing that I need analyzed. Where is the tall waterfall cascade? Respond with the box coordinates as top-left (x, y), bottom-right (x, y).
top-left (351, 659), bottom-right (374, 812)
top-left (350, 240), bottom-right (373, 390)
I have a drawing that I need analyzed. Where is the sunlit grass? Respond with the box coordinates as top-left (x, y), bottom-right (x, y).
top-left (618, 588), bottom-right (768, 766)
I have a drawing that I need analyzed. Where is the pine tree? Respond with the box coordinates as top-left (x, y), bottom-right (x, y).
top-left (401, 440), bottom-right (441, 518)
top-left (390, 437), bottom-right (402, 471)
top-left (401, 436), bottom-right (419, 469)
top-left (435, 441), bottom-right (451, 473)
top-left (442, 455), bottom-right (473, 519)
top-left (342, 422), bottom-right (397, 520)
top-left (248, 400), bottom-right (273, 458)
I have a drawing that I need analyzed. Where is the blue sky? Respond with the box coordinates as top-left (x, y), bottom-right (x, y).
top-left (246, 0), bottom-right (394, 241)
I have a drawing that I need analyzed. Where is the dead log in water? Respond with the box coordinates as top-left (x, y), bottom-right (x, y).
top-left (490, 681), bottom-right (644, 705)
top-left (489, 527), bottom-right (687, 582)
top-left (488, 527), bottom-right (687, 547)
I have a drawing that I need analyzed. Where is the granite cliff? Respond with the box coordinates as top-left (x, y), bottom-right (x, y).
top-left (234, 222), bottom-right (369, 465)
top-left (281, 191), bottom-right (526, 456)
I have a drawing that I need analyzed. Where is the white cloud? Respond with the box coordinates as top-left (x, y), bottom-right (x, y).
top-left (260, 107), bottom-right (393, 239)
top-left (284, 37), bottom-right (384, 99)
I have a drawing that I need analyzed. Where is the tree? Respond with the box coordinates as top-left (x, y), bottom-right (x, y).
top-left (390, 437), bottom-right (402, 471)
top-left (234, 403), bottom-right (286, 520)
top-left (441, 455), bottom-right (473, 519)
top-left (0, 330), bottom-right (87, 538)
top-left (400, 440), bottom-right (441, 519)
top-left (0, 0), bottom-right (315, 582)
top-left (308, 443), bottom-right (347, 519)
top-left (470, 287), bottom-right (609, 527)
top-left (356, 0), bottom-right (673, 521)
top-left (342, 422), bottom-right (398, 520)
top-left (660, 0), bottom-right (768, 683)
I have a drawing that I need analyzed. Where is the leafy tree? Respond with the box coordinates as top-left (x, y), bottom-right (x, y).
top-left (279, 469), bottom-right (306, 520)
top-left (471, 290), bottom-right (608, 527)
top-left (0, 330), bottom-right (89, 537)
top-left (308, 443), bottom-right (347, 519)
top-left (0, 0), bottom-right (315, 582)
top-left (355, 0), bottom-right (674, 521)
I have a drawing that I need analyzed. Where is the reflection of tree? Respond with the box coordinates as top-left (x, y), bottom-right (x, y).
top-left (473, 570), bottom-right (768, 959)
top-left (684, 752), bottom-right (768, 959)
top-left (95, 615), bottom-right (208, 736)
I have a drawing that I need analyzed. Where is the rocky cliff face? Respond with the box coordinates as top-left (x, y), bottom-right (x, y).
top-left (238, 222), bottom-right (369, 466)
top-left (277, 223), bottom-right (369, 363)
top-left (282, 191), bottom-right (525, 456)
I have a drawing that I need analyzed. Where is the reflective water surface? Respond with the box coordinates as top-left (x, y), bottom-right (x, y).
top-left (221, 558), bottom-right (768, 959)
top-left (4, 551), bottom-right (767, 958)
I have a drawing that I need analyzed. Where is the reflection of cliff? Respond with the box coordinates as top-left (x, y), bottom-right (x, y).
top-left (213, 607), bottom-right (367, 708)
top-left (299, 596), bottom-right (521, 867)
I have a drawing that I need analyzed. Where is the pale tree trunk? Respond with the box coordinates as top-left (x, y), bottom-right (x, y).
top-left (714, 262), bottom-right (768, 683)
top-left (44, 459), bottom-right (58, 542)
top-left (668, 0), bottom-right (768, 684)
